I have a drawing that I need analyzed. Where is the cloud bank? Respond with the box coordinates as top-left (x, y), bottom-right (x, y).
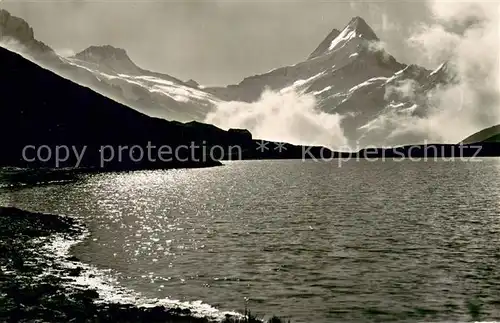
top-left (205, 88), bottom-right (348, 149)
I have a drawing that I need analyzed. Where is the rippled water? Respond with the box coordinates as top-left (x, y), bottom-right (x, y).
top-left (2, 159), bottom-right (500, 322)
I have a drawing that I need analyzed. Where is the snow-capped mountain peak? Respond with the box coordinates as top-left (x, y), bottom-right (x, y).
top-left (308, 16), bottom-right (379, 60)
top-left (72, 45), bottom-right (142, 74)
top-left (345, 16), bottom-right (379, 41)
top-left (430, 62), bottom-right (446, 76)
top-left (1, 9), bottom-right (33, 41)
top-left (74, 45), bottom-right (130, 62)
top-left (1, 9), bottom-right (455, 148)
top-left (328, 17), bottom-right (379, 51)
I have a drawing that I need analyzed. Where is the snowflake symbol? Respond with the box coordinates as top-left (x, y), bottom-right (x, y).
top-left (256, 140), bottom-right (269, 152)
top-left (274, 142), bottom-right (287, 152)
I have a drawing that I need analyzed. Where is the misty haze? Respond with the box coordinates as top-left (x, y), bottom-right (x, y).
top-left (1, 1), bottom-right (500, 323)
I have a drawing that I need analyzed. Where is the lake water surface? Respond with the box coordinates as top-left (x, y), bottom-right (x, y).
top-left (2, 159), bottom-right (500, 322)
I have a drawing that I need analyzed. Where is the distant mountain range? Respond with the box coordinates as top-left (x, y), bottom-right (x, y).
top-left (0, 36), bottom-right (340, 170)
top-left (0, 9), bottom-right (493, 150)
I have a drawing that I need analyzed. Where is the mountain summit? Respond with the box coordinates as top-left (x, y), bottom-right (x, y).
top-left (308, 16), bottom-right (379, 59)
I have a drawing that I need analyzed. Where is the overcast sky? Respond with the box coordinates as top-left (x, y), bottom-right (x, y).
top-left (0, 0), bottom-right (434, 86)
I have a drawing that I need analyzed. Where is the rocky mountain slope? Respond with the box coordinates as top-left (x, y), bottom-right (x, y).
top-left (0, 44), bottom-right (338, 170)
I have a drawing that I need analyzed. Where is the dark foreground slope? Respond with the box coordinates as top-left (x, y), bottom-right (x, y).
top-left (0, 46), bottom-right (337, 171)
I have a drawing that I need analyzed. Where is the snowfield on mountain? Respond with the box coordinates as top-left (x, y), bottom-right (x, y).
top-left (1, 10), bottom-right (455, 147)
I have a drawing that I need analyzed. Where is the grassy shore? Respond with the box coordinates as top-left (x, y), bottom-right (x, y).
top-left (0, 206), bottom-right (287, 323)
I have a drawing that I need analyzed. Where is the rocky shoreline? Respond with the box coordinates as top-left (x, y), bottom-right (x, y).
top-left (0, 206), bottom-right (285, 323)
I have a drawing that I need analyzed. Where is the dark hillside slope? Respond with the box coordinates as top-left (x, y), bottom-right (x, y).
top-left (461, 124), bottom-right (500, 144)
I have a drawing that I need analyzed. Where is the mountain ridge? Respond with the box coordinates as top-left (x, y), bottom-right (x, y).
top-left (202, 16), bottom-right (456, 147)
top-left (72, 45), bottom-right (195, 86)
top-left (311, 16), bottom-right (379, 59)
top-left (0, 9), bottom-right (54, 58)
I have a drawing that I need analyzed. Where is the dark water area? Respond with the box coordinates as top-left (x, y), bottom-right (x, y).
top-left (2, 159), bottom-right (500, 323)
